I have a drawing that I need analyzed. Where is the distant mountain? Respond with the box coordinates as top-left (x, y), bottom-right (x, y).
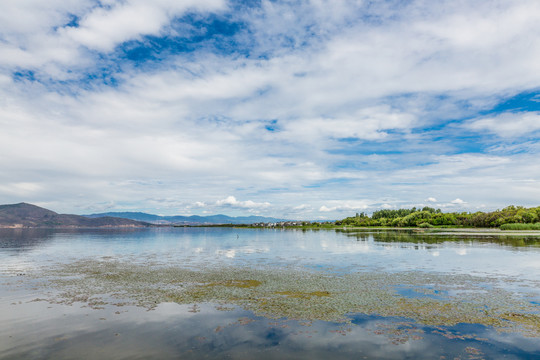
top-left (85, 211), bottom-right (287, 225)
top-left (0, 203), bottom-right (149, 228)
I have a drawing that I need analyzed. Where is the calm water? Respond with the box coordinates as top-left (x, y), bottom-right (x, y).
top-left (1, 227), bottom-right (540, 359)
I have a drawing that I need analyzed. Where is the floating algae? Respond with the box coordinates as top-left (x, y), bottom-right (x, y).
top-left (29, 259), bottom-right (540, 337)
top-left (275, 290), bottom-right (331, 298)
top-left (204, 279), bottom-right (262, 288)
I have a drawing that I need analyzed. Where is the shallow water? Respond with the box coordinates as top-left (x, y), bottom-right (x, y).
top-left (1, 227), bottom-right (540, 359)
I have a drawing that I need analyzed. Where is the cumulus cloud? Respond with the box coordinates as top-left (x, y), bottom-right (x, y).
top-left (0, 0), bottom-right (226, 76)
top-left (1, 0), bottom-right (540, 217)
top-left (319, 201), bottom-right (370, 213)
top-left (216, 196), bottom-right (271, 209)
top-left (465, 112), bottom-right (540, 137)
top-left (283, 107), bottom-right (416, 143)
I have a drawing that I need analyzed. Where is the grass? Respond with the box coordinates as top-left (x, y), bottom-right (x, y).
top-left (500, 223), bottom-right (540, 230)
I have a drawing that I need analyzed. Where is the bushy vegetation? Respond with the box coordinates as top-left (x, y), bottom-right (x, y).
top-left (335, 206), bottom-right (540, 229)
top-left (500, 223), bottom-right (540, 230)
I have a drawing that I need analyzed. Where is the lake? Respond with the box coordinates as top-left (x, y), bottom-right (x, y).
top-left (1, 227), bottom-right (540, 359)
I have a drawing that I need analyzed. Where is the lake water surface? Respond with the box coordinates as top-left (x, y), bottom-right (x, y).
top-left (1, 227), bottom-right (540, 359)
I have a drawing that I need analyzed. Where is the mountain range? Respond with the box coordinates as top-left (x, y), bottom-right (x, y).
top-left (0, 203), bottom-right (287, 228)
top-left (0, 203), bottom-right (148, 228)
top-left (84, 212), bottom-right (286, 225)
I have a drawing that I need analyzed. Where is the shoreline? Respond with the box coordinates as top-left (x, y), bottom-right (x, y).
top-left (2, 224), bottom-right (540, 236)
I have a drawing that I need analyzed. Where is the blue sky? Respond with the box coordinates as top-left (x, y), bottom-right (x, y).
top-left (1, 0), bottom-right (540, 219)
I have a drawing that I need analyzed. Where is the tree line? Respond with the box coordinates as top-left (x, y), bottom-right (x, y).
top-left (335, 206), bottom-right (540, 228)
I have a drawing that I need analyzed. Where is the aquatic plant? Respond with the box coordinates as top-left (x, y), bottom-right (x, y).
top-left (29, 259), bottom-right (540, 337)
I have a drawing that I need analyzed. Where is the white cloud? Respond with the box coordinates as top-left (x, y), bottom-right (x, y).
top-left (0, 182), bottom-right (42, 197)
top-left (319, 201), bottom-right (369, 213)
top-left (216, 196), bottom-right (270, 209)
top-left (465, 112), bottom-right (540, 137)
top-left (451, 198), bottom-right (466, 205)
top-left (62, 4), bottom-right (168, 52)
top-left (1, 0), bottom-right (540, 217)
top-left (0, 0), bottom-right (226, 76)
top-left (282, 107), bottom-right (416, 142)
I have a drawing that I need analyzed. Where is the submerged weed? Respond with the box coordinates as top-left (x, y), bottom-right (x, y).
top-left (29, 259), bottom-right (540, 337)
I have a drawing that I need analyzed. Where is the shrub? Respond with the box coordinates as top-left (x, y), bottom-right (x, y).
top-left (500, 223), bottom-right (540, 230)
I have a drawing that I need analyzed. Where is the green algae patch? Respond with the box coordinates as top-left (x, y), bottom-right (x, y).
top-left (31, 259), bottom-right (540, 337)
top-left (500, 313), bottom-right (540, 336)
top-left (275, 290), bottom-right (331, 299)
top-left (204, 280), bottom-right (262, 288)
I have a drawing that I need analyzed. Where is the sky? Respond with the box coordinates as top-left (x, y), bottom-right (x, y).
top-left (1, 0), bottom-right (540, 219)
